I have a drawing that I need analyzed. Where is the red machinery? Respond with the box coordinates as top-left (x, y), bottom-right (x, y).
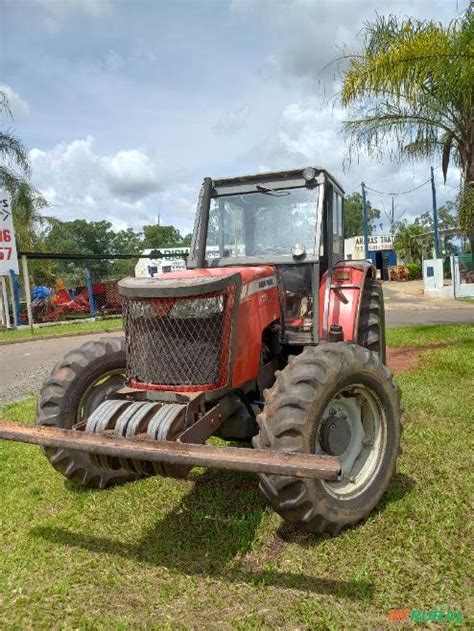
top-left (0, 167), bottom-right (402, 534)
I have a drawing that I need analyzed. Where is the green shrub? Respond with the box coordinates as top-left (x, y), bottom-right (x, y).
top-left (407, 262), bottom-right (422, 280)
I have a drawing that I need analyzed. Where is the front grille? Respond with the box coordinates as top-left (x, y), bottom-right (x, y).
top-left (123, 286), bottom-right (236, 390)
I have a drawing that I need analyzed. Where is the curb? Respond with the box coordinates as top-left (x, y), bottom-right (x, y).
top-left (0, 329), bottom-right (123, 347)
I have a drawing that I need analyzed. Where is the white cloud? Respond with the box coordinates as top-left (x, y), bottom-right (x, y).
top-left (232, 0), bottom-right (464, 87)
top-left (258, 99), bottom-right (461, 228)
top-left (100, 150), bottom-right (161, 200)
top-left (0, 84), bottom-right (30, 119)
top-left (29, 137), bottom-right (197, 231)
top-left (7, 0), bottom-right (462, 238)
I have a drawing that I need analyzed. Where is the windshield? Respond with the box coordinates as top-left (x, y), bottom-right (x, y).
top-left (205, 186), bottom-right (320, 259)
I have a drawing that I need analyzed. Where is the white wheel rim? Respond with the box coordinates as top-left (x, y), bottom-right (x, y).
top-left (77, 369), bottom-right (126, 422)
top-left (315, 384), bottom-right (387, 499)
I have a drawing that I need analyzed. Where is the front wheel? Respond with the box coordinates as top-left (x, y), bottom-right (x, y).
top-left (253, 343), bottom-right (402, 534)
top-left (37, 337), bottom-right (136, 488)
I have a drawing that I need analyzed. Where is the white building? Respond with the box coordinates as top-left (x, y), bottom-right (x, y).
top-left (135, 248), bottom-right (189, 278)
top-left (344, 235), bottom-right (396, 280)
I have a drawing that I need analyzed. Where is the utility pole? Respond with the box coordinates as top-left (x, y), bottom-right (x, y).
top-left (430, 166), bottom-right (440, 258)
top-left (390, 196), bottom-right (395, 234)
top-left (361, 182), bottom-right (369, 259)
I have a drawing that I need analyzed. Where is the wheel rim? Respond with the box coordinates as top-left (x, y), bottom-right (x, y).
top-left (77, 369), bottom-right (126, 422)
top-left (315, 383), bottom-right (387, 499)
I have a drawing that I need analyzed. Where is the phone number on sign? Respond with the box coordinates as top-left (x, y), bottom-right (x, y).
top-left (0, 229), bottom-right (12, 259)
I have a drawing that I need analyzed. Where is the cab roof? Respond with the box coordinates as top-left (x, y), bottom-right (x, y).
top-left (211, 166), bottom-right (344, 195)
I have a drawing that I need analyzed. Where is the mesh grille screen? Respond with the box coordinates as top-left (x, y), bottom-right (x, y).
top-left (123, 286), bottom-right (235, 390)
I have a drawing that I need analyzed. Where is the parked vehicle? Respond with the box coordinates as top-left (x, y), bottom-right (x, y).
top-left (1, 167), bottom-right (402, 534)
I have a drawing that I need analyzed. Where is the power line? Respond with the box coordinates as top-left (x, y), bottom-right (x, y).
top-left (364, 177), bottom-right (432, 197)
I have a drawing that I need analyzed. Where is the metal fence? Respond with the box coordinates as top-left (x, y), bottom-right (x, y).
top-left (2, 251), bottom-right (188, 329)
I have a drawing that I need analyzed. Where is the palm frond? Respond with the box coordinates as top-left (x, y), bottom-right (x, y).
top-left (0, 165), bottom-right (27, 195)
top-left (340, 9), bottom-right (473, 180)
top-left (341, 12), bottom-right (474, 110)
top-left (0, 131), bottom-right (31, 176)
top-left (343, 98), bottom-right (461, 165)
top-left (441, 132), bottom-right (455, 183)
top-left (0, 91), bottom-right (13, 119)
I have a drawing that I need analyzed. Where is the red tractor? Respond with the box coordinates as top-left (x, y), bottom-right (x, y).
top-left (1, 167), bottom-right (402, 534)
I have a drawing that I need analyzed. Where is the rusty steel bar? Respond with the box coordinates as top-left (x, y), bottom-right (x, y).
top-left (0, 421), bottom-right (341, 480)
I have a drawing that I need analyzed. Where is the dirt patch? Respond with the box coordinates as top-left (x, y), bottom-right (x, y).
top-left (387, 343), bottom-right (446, 373)
top-left (240, 533), bottom-right (286, 573)
top-left (387, 347), bottom-right (423, 373)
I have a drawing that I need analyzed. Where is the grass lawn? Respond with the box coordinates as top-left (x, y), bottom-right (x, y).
top-left (0, 318), bottom-right (123, 343)
top-left (0, 324), bottom-right (472, 629)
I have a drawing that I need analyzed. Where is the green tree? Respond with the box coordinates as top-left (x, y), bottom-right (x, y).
top-left (109, 227), bottom-right (144, 277)
top-left (181, 233), bottom-right (193, 247)
top-left (44, 219), bottom-right (114, 255)
top-left (416, 200), bottom-right (458, 231)
top-left (416, 201), bottom-right (459, 256)
top-left (109, 227), bottom-right (144, 254)
top-left (344, 192), bottom-right (381, 238)
top-left (11, 182), bottom-right (48, 251)
top-left (340, 9), bottom-right (474, 251)
top-left (43, 219), bottom-right (115, 283)
top-left (143, 224), bottom-right (184, 248)
top-left (393, 221), bottom-right (427, 263)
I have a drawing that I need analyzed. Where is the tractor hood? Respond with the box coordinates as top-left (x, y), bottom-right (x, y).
top-left (118, 266), bottom-right (275, 298)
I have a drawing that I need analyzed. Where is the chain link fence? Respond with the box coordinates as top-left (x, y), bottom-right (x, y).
top-left (2, 251), bottom-right (189, 329)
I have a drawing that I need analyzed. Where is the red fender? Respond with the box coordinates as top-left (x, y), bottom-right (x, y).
top-left (319, 261), bottom-right (376, 342)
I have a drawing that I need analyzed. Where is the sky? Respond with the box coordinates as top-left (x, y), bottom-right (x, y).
top-left (0, 0), bottom-right (470, 236)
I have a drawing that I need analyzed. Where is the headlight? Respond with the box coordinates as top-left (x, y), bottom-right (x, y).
top-left (302, 167), bottom-right (317, 182)
top-left (291, 243), bottom-right (306, 258)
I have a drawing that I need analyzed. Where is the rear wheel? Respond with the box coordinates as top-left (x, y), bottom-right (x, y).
top-left (37, 337), bottom-right (136, 488)
top-left (358, 277), bottom-right (386, 363)
top-left (253, 343), bottom-right (402, 534)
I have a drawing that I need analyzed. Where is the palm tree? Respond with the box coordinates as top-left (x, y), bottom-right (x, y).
top-left (1, 90), bottom-right (46, 251)
top-left (340, 9), bottom-right (474, 251)
top-left (0, 91), bottom-right (31, 193)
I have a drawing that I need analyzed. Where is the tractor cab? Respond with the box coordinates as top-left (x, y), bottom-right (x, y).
top-left (189, 167), bottom-right (345, 344)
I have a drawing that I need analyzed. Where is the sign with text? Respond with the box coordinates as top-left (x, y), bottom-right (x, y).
top-left (355, 235), bottom-right (394, 252)
top-left (0, 192), bottom-right (19, 275)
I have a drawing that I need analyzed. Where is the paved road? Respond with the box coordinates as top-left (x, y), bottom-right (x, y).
top-left (0, 333), bottom-right (123, 406)
top-left (386, 308), bottom-right (474, 326)
top-left (0, 286), bottom-right (472, 405)
top-left (383, 282), bottom-right (474, 327)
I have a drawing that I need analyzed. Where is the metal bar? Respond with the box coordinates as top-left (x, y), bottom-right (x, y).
top-left (0, 421), bottom-right (341, 480)
top-left (178, 406), bottom-right (223, 444)
top-left (21, 254), bottom-right (34, 333)
top-left (361, 182), bottom-right (369, 260)
top-left (196, 177), bottom-right (213, 269)
top-left (84, 268), bottom-right (96, 318)
top-left (9, 269), bottom-right (20, 328)
top-left (431, 166), bottom-right (440, 259)
top-left (1, 276), bottom-right (10, 329)
top-left (311, 262), bottom-right (319, 344)
top-left (18, 252), bottom-right (189, 261)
